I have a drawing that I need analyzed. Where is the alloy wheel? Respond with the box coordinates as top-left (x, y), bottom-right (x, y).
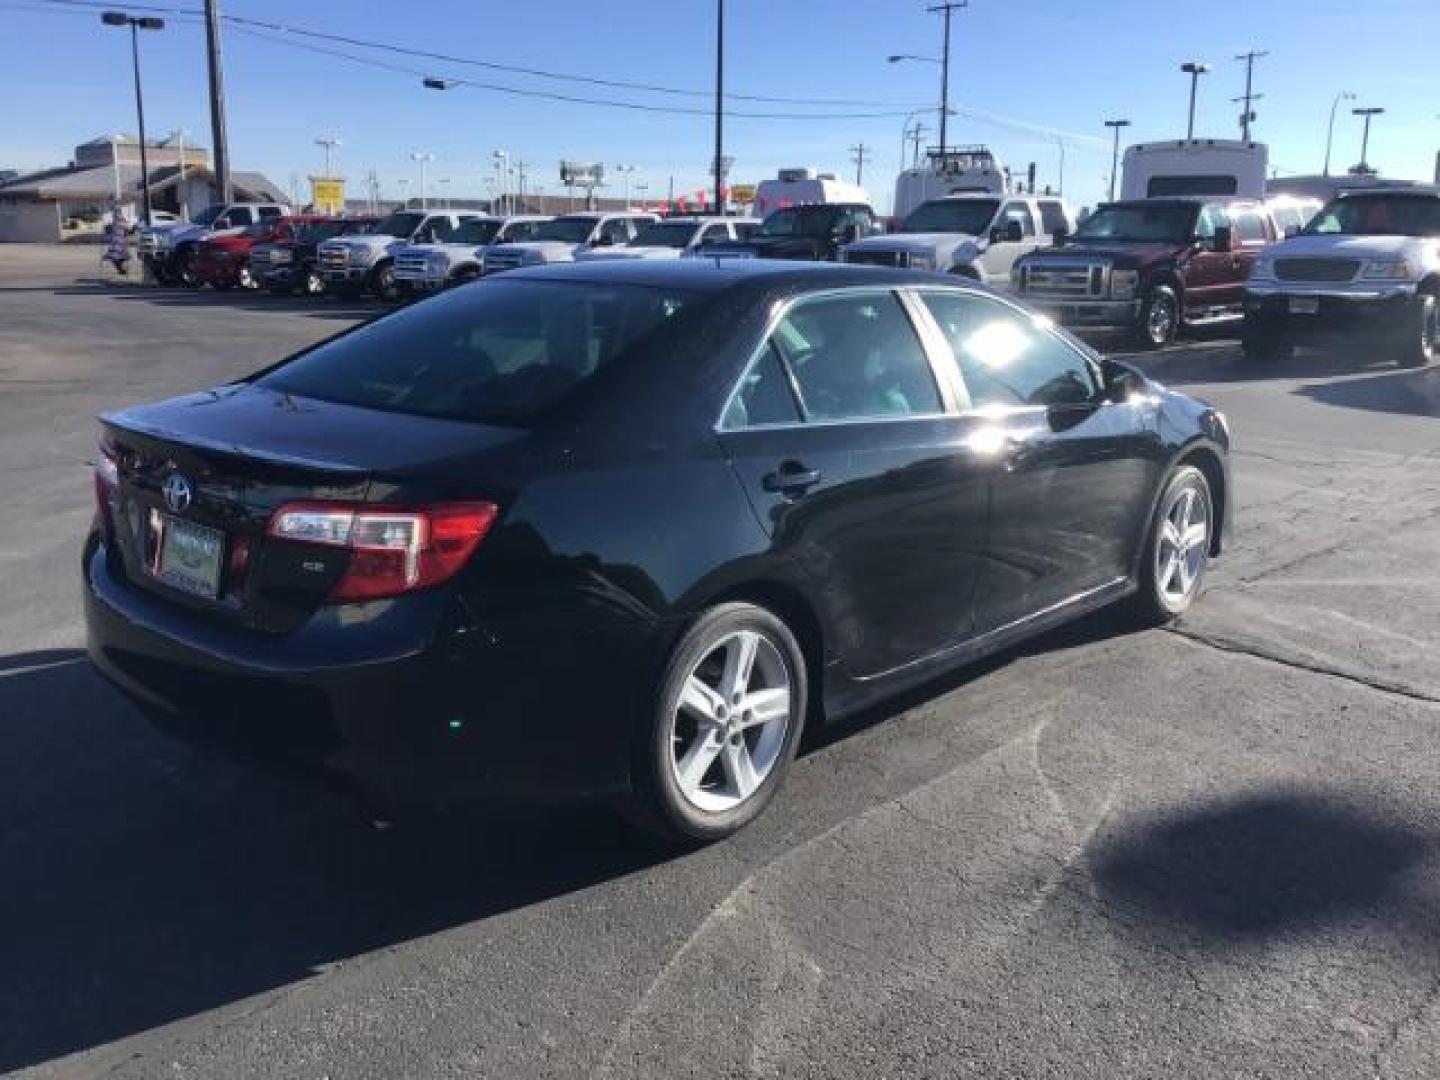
top-left (1147, 293), bottom-right (1177, 346)
top-left (667, 629), bottom-right (792, 814)
top-left (1155, 484), bottom-right (1209, 605)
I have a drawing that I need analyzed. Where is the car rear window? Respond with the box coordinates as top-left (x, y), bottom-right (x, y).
top-left (258, 280), bottom-right (704, 425)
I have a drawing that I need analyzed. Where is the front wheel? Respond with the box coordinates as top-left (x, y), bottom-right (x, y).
top-left (300, 265), bottom-right (325, 296)
top-left (1132, 285), bottom-right (1180, 351)
top-left (627, 602), bottom-right (808, 843)
top-left (1395, 290), bottom-right (1439, 369)
top-left (1128, 465), bottom-right (1213, 624)
top-left (369, 262), bottom-right (398, 302)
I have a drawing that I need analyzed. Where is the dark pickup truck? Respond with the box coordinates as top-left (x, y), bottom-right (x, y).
top-left (1011, 196), bottom-right (1276, 348)
top-left (701, 203), bottom-right (878, 262)
top-left (252, 217), bottom-right (377, 297)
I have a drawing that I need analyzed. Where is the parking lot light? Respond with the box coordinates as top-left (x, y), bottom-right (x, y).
top-left (101, 11), bottom-right (165, 227)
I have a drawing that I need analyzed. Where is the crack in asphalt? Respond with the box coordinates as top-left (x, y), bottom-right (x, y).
top-left (1164, 625), bottom-right (1440, 706)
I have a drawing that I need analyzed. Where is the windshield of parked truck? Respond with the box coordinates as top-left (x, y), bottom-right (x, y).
top-left (260, 280), bottom-right (706, 425)
top-left (1074, 203), bottom-right (1198, 243)
top-left (190, 205), bottom-right (224, 227)
top-left (900, 199), bottom-right (1000, 235)
top-left (630, 221), bottom-right (699, 248)
top-left (760, 207), bottom-right (841, 238)
top-left (297, 221), bottom-right (349, 242)
top-left (452, 219), bottom-right (502, 245)
top-left (534, 217), bottom-right (598, 243)
top-left (373, 211), bottom-right (425, 238)
top-left (1304, 196), bottom-right (1440, 237)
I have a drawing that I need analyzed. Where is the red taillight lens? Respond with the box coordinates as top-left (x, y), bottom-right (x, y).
top-left (93, 441), bottom-right (120, 528)
top-left (267, 501), bottom-right (498, 603)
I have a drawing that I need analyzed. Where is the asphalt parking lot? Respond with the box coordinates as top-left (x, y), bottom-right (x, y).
top-left (2, 245), bottom-right (1439, 1079)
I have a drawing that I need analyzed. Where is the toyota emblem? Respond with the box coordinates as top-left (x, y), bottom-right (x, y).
top-left (162, 472), bottom-right (194, 514)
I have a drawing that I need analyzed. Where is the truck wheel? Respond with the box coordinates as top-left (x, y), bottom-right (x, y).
top-left (452, 266), bottom-right (480, 287)
top-left (1241, 315), bottom-right (1293, 363)
top-left (237, 264), bottom-right (256, 290)
top-left (175, 252), bottom-right (200, 289)
top-left (300, 266), bottom-right (325, 296)
top-left (1132, 285), bottom-right (1180, 350)
top-left (1396, 289), bottom-right (1439, 369)
top-left (370, 262), bottom-right (398, 302)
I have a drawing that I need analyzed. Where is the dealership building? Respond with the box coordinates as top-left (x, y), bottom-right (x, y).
top-left (0, 135), bottom-right (284, 241)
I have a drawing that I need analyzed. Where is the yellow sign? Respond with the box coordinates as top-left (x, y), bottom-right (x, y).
top-left (310, 177), bottom-right (344, 214)
top-left (730, 183), bottom-right (757, 203)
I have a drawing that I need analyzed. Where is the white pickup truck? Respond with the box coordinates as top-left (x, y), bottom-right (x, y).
top-left (481, 212), bottom-right (659, 274)
top-left (317, 208), bottom-right (480, 300)
top-left (841, 194), bottom-right (1074, 288)
top-left (1243, 188), bottom-right (1440, 368)
top-left (139, 201), bottom-right (292, 286)
top-left (575, 216), bottom-right (759, 261)
top-left (391, 215), bottom-right (550, 294)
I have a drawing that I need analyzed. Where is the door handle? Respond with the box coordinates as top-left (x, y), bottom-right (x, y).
top-left (762, 461), bottom-right (823, 495)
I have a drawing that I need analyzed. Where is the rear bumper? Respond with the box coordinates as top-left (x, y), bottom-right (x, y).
top-left (1026, 297), bottom-right (1142, 328)
top-left (83, 536), bottom-right (638, 811)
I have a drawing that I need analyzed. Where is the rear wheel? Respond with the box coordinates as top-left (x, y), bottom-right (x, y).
top-left (1128, 465), bottom-right (1213, 624)
top-left (1132, 285), bottom-right (1180, 350)
top-left (627, 602), bottom-right (807, 843)
top-left (1396, 289), bottom-right (1439, 369)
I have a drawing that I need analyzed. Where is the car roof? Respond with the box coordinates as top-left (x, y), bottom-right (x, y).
top-left (1334, 187), bottom-right (1440, 200)
top-left (1100, 196), bottom-right (1260, 208)
top-left (503, 257), bottom-right (966, 293)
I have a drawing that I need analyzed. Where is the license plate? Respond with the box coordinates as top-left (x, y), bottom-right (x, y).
top-left (155, 514), bottom-right (224, 599)
top-left (1288, 297), bottom-right (1320, 314)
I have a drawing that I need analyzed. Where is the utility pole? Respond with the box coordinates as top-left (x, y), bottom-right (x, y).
top-left (908, 122), bottom-right (928, 168)
top-left (1103, 118), bottom-right (1130, 201)
top-left (411, 151), bottom-right (434, 210)
top-left (516, 160), bottom-right (528, 212)
top-left (203, 0), bottom-right (231, 204)
top-left (713, 0), bottom-right (725, 215)
top-left (849, 142), bottom-right (871, 186)
top-left (315, 134), bottom-right (341, 178)
top-left (1233, 50), bottom-right (1267, 142)
top-left (927, 2), bottom-right (965, 154)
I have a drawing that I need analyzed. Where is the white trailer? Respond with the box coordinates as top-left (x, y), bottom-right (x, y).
top-left (892, 147), bottom-right (1010, 221)
top-left (1120, 139), bottom-right (1268, 200)
top-left (752, 168), bottom-right (870, 219)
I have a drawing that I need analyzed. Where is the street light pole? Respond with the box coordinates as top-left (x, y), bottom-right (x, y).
top-left (1322, 92), bottom-right (1356, 176)
top-left (713, 0), bottom-right (725, 215)
top-left (1353, 106), bottom-right (1384, 173)
top-left (492, 150), bottom-right (509, 215)
top-left (410, 151), bottom-right (434, 210)
top-left (1103, 118), bottom-right (1131, 201)
top-left (1180, 61), bottom-right (1209, 140)
top-left (101, 11), bottom-right (164, 227)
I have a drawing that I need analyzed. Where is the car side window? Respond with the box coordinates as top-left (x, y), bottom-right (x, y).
top-left (1232, 209), bottom-right (1269, 243)
top-left (1037, 200), bottom-right (1068, 234)
top-left (701, 223), bottom-right (730, 242)
top-left (601, 219), bottom-right (631, 245)
top-left (1195, 203), bottom-right (1229, 240)
top-left (1000, 202), bottom-right (1037, 236)
top-left (258, 206), bottom-right (281, 220)
top-left (920, 290), bottom-right (1099, 410)
top-left (770, 292), bottom-right (942, 422)
top-left (722, 341), bottom-right (801, 428)
top-left (429, 218), bottom-right (456, 242)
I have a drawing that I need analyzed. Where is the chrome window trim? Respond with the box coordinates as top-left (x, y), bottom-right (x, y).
top-left (715, 285), bottom-right (959, 433)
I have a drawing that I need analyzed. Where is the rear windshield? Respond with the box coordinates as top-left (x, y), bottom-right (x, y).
top-left (259, 280), bottom-right (704, 425)
top-left (1304, 196), bottom-right (1440, 237)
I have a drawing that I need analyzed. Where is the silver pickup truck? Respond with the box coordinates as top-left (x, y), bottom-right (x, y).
top-left (317, 208), bottom-right (480, 300)
top-left (391, 215), bottom-right (550, 294)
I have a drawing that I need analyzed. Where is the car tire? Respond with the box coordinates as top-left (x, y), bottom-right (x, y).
top-left (452, 266), bottom-right (480, 287)
top-left (175, 252), bottom-right (200, 289)
top-left (1132, 285), bottom-right (1180, 351)
top-left (370, 262), bottom-right (398, 302)
top-left (626, 602), bottom-right (808, 844)
top-left (1396, 289), bottom-right (1439, 369)
top-left (1241, 315), bottom-right (1293, 363)
top-left (301, 266), bottom-right (325, 296)
top-left (1128, 465), bottom-right (1213, 624)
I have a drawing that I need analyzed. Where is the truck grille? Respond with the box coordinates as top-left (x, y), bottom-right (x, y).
top-left (319, 246), bottom-right (350, 272)
top-left (251, 249), bottom-right (273, 270)
top-left (1274, 257), bottom-right (1360, 283)
top-left (138, 232), bottom-right (166, 255)
top-left (846, 250), bottom-right (909, 269)
top-left (1022, 262), bottom-right (1108, 298)
top-left (483, 250), bottom-right (525, 274)
top-left (394, 253), bottom-right (430, 280)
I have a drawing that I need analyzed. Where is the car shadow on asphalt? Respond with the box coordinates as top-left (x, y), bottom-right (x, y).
top-left (1295, 365), bottom-right (1440, 419)
top-left (0, 650), bottom-right (659, 1073)
top-left (48, 281), bottom-right (387, 322)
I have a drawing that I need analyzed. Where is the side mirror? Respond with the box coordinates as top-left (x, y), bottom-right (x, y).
top-left (1209, 225), bottom-right (1235, 253)
top-left (1102, 358), bottom-right (1147, 402)
top-left (1284, 224), bottom-right (1301, 239)
top-left (1050, 224), bottom-right (1068, 247)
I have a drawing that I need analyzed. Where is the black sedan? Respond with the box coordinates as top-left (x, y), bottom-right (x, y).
top-left (85, 260), bottom-right (1231, 841)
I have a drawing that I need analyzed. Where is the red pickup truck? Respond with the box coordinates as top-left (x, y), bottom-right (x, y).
top-left (1010, 196), bottom-right (1278, 349)
top-left (192, 216), bottom-right (335, 290)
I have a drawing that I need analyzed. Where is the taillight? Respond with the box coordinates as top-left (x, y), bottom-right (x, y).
top-left (93, 440), bottom-right (120, 529)
top-left (267, 501), bottom-right (499, 603)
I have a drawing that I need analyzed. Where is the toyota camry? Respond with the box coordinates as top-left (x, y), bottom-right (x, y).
top-left (85, 260), bottom-right (1230, 841)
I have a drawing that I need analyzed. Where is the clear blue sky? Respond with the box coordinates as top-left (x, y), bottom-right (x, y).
top-left (1, 0), bottom-right (1436, 212)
